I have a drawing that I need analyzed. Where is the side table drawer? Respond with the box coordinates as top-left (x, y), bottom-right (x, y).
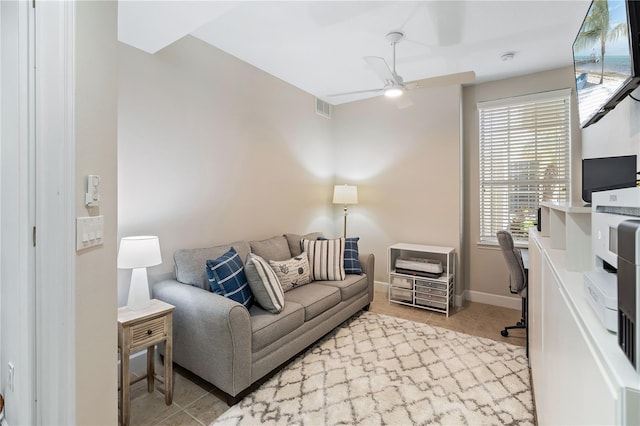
top-left (130, 316), bottom-right (167, 349)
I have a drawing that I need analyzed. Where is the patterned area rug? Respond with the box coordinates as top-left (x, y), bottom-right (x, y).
top-left (213, 311), bottom-right (533, 425)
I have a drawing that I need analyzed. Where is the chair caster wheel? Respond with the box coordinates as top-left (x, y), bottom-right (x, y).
top-left (501, 329), bottom-right (509, 337)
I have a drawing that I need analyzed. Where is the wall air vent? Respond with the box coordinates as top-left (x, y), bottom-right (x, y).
top-left (315, 98), bottom-right (331, 119)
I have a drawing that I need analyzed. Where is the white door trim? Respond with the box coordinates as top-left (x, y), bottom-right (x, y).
top-left (0, 1), bottom-right (36, 424)
top-left (34, 1), bottom-right (76, 424)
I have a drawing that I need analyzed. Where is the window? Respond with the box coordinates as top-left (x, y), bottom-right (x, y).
top-left (479, 89), bottom-right (571, 244)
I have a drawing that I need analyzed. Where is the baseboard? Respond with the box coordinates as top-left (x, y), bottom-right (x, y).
top-left (464, 290), bottom-right (521, 310)
top-left (374, 280), bottom-right (388, 293)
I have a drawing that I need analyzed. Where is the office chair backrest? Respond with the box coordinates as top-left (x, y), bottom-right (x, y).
top-left (496, 230), bottom-right (526, 294)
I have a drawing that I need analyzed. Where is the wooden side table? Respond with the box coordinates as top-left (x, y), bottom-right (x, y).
top-left (118, 299), bottom-right (175, 426)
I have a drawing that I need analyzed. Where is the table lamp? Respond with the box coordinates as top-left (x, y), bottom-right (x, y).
top-left (333, 184), bottom-right (358, 238)
top-left (118, 236), bottom-right (162, 310)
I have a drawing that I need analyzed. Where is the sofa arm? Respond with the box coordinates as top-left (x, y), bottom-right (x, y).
top-left (153, 280), bottom-right (252, 397)
top-left (359, 253), bottom-right (375, 303)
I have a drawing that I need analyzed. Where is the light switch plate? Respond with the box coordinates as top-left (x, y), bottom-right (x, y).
top-left (76, 215), bottom-right (104, 251)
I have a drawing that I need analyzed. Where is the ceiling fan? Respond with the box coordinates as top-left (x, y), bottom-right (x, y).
top-left (328, 31), bottom-right (475, 108)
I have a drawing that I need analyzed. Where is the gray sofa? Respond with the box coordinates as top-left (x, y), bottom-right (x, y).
top-left (153, 233), bottom-right (374, 404)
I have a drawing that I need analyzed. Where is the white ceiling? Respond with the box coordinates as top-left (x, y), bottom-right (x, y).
top-left (118, 1), bottom-right (591, 105)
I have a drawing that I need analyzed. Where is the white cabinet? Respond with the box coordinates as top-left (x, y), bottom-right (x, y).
top-left (529, 224), bottom-right (640, 425)
top-left (387, 243), bottom-right (455, 317)
top-left (540, 253), bottom-right (618, 425)
top-left (527, 228), bottom-right (546, 408)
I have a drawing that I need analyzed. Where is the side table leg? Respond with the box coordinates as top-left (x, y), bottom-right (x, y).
top-left (147, 345), bottom-right (155, 393)
top-left (165, 316), bottom-right (173, 405)
top-left (121, 345), bottom-right (131, 426)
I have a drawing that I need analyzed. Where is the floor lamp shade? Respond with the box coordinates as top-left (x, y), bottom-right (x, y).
top-left (333, 185), bottom-right (358, 238)
top-left (118, 236), bottom-right (162, 310)
top-left (333, 184), bottom-right (358, 205)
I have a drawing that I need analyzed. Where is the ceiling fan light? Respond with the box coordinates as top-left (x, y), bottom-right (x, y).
top-left (384, 86), bottom-right (403, 98)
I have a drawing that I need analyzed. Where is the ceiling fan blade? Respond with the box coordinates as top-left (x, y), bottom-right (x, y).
top-left (326, 87), bottom-right (384, 97)
top-left (364, 56), bottom-right (396, 84)
top-left (406, 71), bottom-right (476, 90)
top-left (393, 93), bottom-right (414, 109)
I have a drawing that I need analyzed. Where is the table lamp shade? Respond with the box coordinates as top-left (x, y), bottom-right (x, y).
top-left (118, 236), bottom-right (162, 310)
top-left (117, 236), bottom-right (162, 269)
top-left (333, 184), bottom-right (358, 205)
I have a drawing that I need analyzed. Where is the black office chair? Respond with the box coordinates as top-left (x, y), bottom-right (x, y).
top-left (496, 230), bottom-right (528, 353)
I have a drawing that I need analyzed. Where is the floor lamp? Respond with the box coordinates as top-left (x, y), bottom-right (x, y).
top-left (118, 235), bottom-right (162, 310)
top-left (333, 184), bottom-right (358, 238)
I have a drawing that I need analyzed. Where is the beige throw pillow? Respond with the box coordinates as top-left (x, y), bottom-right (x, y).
top-left (269, 254), bottom-right (311, 292)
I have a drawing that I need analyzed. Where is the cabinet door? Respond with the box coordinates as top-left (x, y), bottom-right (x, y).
top-left (528, 234), bottom-right (544, 409)
top-left (540, 255), bottom-right (618, 425)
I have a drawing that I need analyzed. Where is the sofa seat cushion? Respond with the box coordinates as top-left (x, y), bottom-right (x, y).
top-left (249, 302), bottom-right (304, 352)
top-left (320, 274), bottom-right (368, 301)
top-left (284, 283), bottom-right (341, 322)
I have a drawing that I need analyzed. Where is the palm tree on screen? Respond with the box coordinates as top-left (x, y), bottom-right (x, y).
top-left (574, 0), bottom-right (627, 84)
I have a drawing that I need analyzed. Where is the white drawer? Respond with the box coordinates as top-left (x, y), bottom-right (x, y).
top-left (415, 285), bottom-right (447, 297)
top-left (390, 287), bottom-right (412, 303)
top-left (415, 296), bottom-right (447, 310)
top-left (391, 275), bottom-right (413, 289)
top-left (415, 279), bottom-right (447, 290)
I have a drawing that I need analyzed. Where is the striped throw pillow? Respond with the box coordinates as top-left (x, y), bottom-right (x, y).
top-left (320, 236), bottom-right (362, 275)
top-left (206, 247), bottom-right (253, 308)
top-left (302, 237), bottom-right (346, 281)
top-left (244, 253), bottom-right (285, 314)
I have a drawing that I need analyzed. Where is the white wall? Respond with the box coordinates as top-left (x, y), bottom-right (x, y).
top-left (74, 2), bottom-right (118, 424)
top-left (462, 67), bottom-right (582, 302)
top-left (332, 86), bottom-right (463, 287)
top-left (117, 36), bottom-right (334, 304)
top-left (581, 90), bottom-right (640, 158)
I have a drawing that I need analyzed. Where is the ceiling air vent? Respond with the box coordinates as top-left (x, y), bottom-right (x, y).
top-left (315, 98), bottom-right (331, 119)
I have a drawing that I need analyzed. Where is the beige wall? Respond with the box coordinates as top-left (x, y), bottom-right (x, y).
top-left (462, 67), bottom-right (582, 302)
top-left (117, 37), bottom-right (334, 303)
top-left (332, 86), bottom-right (462, 287)
top-left (75, 1), bottom-right (118, 424)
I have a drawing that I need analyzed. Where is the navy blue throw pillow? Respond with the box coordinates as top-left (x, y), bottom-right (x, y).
top-left (206, 247), bottom-right (253, 308)
top-left (319, 236), bottom-right (363, 275)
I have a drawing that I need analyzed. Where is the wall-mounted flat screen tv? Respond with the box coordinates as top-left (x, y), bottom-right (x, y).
top-left (573, 0), bottom-right (640, 128)
top-left (582, 154), bottom-right (637, 203)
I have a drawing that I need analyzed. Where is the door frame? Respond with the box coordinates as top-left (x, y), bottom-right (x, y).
top-left (34, 1), bottom-right (77, 424)
top-left (0, 0), bottom-right (76, 423)
top-left (0, 1), bottom-right (37, 424)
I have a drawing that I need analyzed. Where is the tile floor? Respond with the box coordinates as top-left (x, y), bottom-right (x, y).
top-left (125, 290), bottom-right (526, 426)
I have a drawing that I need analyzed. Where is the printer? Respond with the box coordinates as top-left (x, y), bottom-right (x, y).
top-left (589, 187), bottom-right (640, 372)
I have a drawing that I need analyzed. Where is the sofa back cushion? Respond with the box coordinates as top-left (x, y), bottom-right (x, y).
top-left (284, 232), bottom-right (324, 257)
top-left (249, 235), bottom-right (291, 262)
top-left (174, 241), bottom-right (251, 290)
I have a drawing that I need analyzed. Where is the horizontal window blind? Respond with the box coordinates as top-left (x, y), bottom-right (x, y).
top-left (479, 89), bottom-right (571, 243)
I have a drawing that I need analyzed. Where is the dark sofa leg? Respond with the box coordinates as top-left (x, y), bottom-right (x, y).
top-left (225, 393), bottom-right (242, 406)
top-left (362, 304), bottom-right (370, 311)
